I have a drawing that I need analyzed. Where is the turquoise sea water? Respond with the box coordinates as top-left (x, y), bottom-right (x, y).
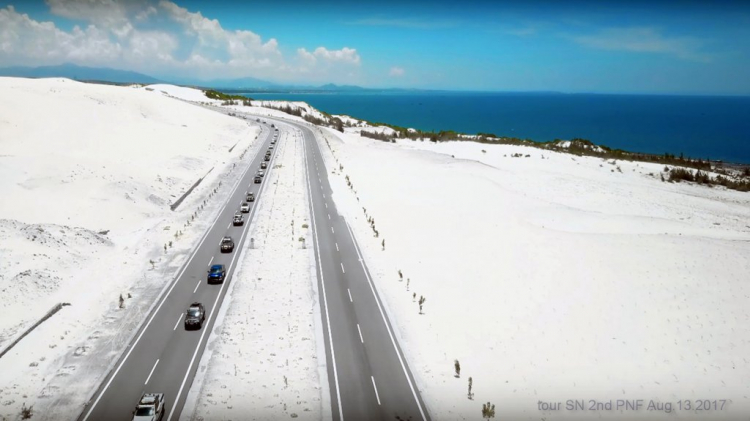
top-left (246, 92), bottom-right (750, 164)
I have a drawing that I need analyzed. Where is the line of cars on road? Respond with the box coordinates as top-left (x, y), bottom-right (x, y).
top-left (185, 125), bottom-right (279, 331)
top-left (132, 122), bottom-right (281, 421)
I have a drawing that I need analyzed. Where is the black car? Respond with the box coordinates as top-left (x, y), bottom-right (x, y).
top-left (220, 236), bottom-right (235, 253)
top-left (247, 192), bottom-right (255, 202)
top-left (207, 264), bottom-right (226, 284)
top-left (260, 162), bottom-right (267, 169)
top-left (184, 302), bottom-right (206, 330)
top-left (254, 175), bottom-right (262, 183)
top-left (233, 213), bottom-right (244, 226)
top-left (264, 155), bottom-right (270, 162)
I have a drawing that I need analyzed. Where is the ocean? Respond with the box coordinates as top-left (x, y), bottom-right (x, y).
top-left (246, 92), bottom-right (750, 164)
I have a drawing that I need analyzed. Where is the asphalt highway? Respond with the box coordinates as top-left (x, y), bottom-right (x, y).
top-left (78, 108), bottom-right (430, 421)
top-left (79, 122), bottom-right (279, 421)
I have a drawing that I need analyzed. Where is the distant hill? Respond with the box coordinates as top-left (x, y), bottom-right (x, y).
top-left (0, 63), bottom-right (162, 84)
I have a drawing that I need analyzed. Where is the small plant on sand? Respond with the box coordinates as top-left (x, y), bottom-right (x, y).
top-left (21, 403), bottom-right (33, 419)
top-left (454, 359), bottom-right (461, 378)
top-left (468, 377), bottom-right (473, 399)
top-left (398, 270), bottom-right (403, 280)
top-left (482, 402), bottom-right (496, 419)
top-left (418, 296), bottom-right (426, 314)
top-left (119, 294), bottom-right (125, 309)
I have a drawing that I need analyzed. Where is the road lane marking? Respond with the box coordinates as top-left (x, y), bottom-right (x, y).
top-left (371, 376), bottom-right (381, 405)
top-left (173, 313), bottom-right (183, 331)
top-left (302, 129), bottom-right (344, 421)
top-left (348, 288), bottom-right (352, 302)
top-left (145, 360), bottom-right (159, 385)
top-left (344, 222), bottom-right (427, 421)
top-left (357, 324), bottom-right (364, 343)
top-left (328, 213), bottom-right (331, 220)
top-left (193, 279), bottom-right (201, 293)
top-left (331, 226), bottom-right (334, 234)
top-left (341, 263), bottom-right (345, 274)
top-left (227, 222), bottom-right (231, 229)
top-left (325, 203), bottom-right (328, 208)
top-left (208, 256), bottom-right (214, 266)
top-left (335, 242), bottom-right (339, 252)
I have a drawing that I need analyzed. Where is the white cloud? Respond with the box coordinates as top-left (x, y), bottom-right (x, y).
top-left (135, 6), bottom-right (157, 21)
top-left (569, 27), bottom-right (710, 62)
top-left (389, 66), bottom-right (404, 77)
top-left (0, 1), bottom-right (364, 83)
top-left (296, 46), bottom-right (361, 66)
top-left (0, 5), bottom-right (121, 65)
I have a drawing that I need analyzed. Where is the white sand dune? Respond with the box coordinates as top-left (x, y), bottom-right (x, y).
top-left (0, 77), bottom-right (257, 419)
top-left (311, 127), bottom-right (750, 420)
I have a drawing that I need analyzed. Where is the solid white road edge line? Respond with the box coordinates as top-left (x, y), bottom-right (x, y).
top-left (302, 128), bottom-right (344, 421)
top-left (345, 222), bottom-right (427, 421)
top-left (145, 360), bottom-right (159, 385)
top-left (173, 314), bottom-right (182, 331)
top-left (371, 376), bottom-right (381, 406)
top-left (357, 324), bottom-right (364, 344)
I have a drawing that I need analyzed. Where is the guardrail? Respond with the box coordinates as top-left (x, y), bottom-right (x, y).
top-left (170, 167), bottom-right (214, 211)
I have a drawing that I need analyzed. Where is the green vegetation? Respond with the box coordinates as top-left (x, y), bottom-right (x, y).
top-left (204, 89), bottom-right (253, 102)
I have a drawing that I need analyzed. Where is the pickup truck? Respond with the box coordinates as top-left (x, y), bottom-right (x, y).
top-left (132, 393), bottom-right (164, 421)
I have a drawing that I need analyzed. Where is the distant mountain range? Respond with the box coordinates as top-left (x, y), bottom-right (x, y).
top-left (0, 63), bottom-right (163, 84)
top-left (0, 63), bottom-right (384, 92)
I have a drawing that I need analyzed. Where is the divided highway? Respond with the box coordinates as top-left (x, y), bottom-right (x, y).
top-left (78, 106), bottom-right (430, 421)
top-left (79, 122), bottom-right (280, 421)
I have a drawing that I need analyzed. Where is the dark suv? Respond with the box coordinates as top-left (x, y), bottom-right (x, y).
top-left (207, 264), bottom-right (226, 284)
top-left (247, 192), bottom-right (255, 202)
top-left (254, 175), bottom-right (262, 183)
top-left (184, 302), bottom-right (206, 330)
top-left (220, 236), bottom-right (235, 253)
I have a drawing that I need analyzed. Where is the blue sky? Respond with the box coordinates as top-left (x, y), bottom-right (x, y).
top-left (1, 0), bottom-right (749, 94)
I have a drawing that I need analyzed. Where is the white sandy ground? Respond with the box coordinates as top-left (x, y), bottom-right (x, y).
top-left (181, 121), bottom-right (326, 421)
top-left (309, 127), bottom-right (750, 420)
top-left (0, 77), bottom-right (260, 420)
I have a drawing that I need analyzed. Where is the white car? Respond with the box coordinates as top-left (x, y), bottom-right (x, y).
top-left (240, 202), bottom-right (250, 213)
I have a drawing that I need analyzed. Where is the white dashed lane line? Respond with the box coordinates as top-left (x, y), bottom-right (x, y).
top-left (331, 226), bottom-right (335, 234)
top-left (348, 288), bottom-right (352, 302)
top-left (193, 279), bottom-right (200, 293)
top-left (173, 314), bottom-right (182, 331)
top-left (371, 376), bottom-right (381, 405)
top-left (335, 242), bottom-right (339, 252)
top-left (145, 359), bottom-right (159, 385)
top-left (357, 324), bottom-right (364, 343)
top-left (341, 263), bottom-right (345, 274)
